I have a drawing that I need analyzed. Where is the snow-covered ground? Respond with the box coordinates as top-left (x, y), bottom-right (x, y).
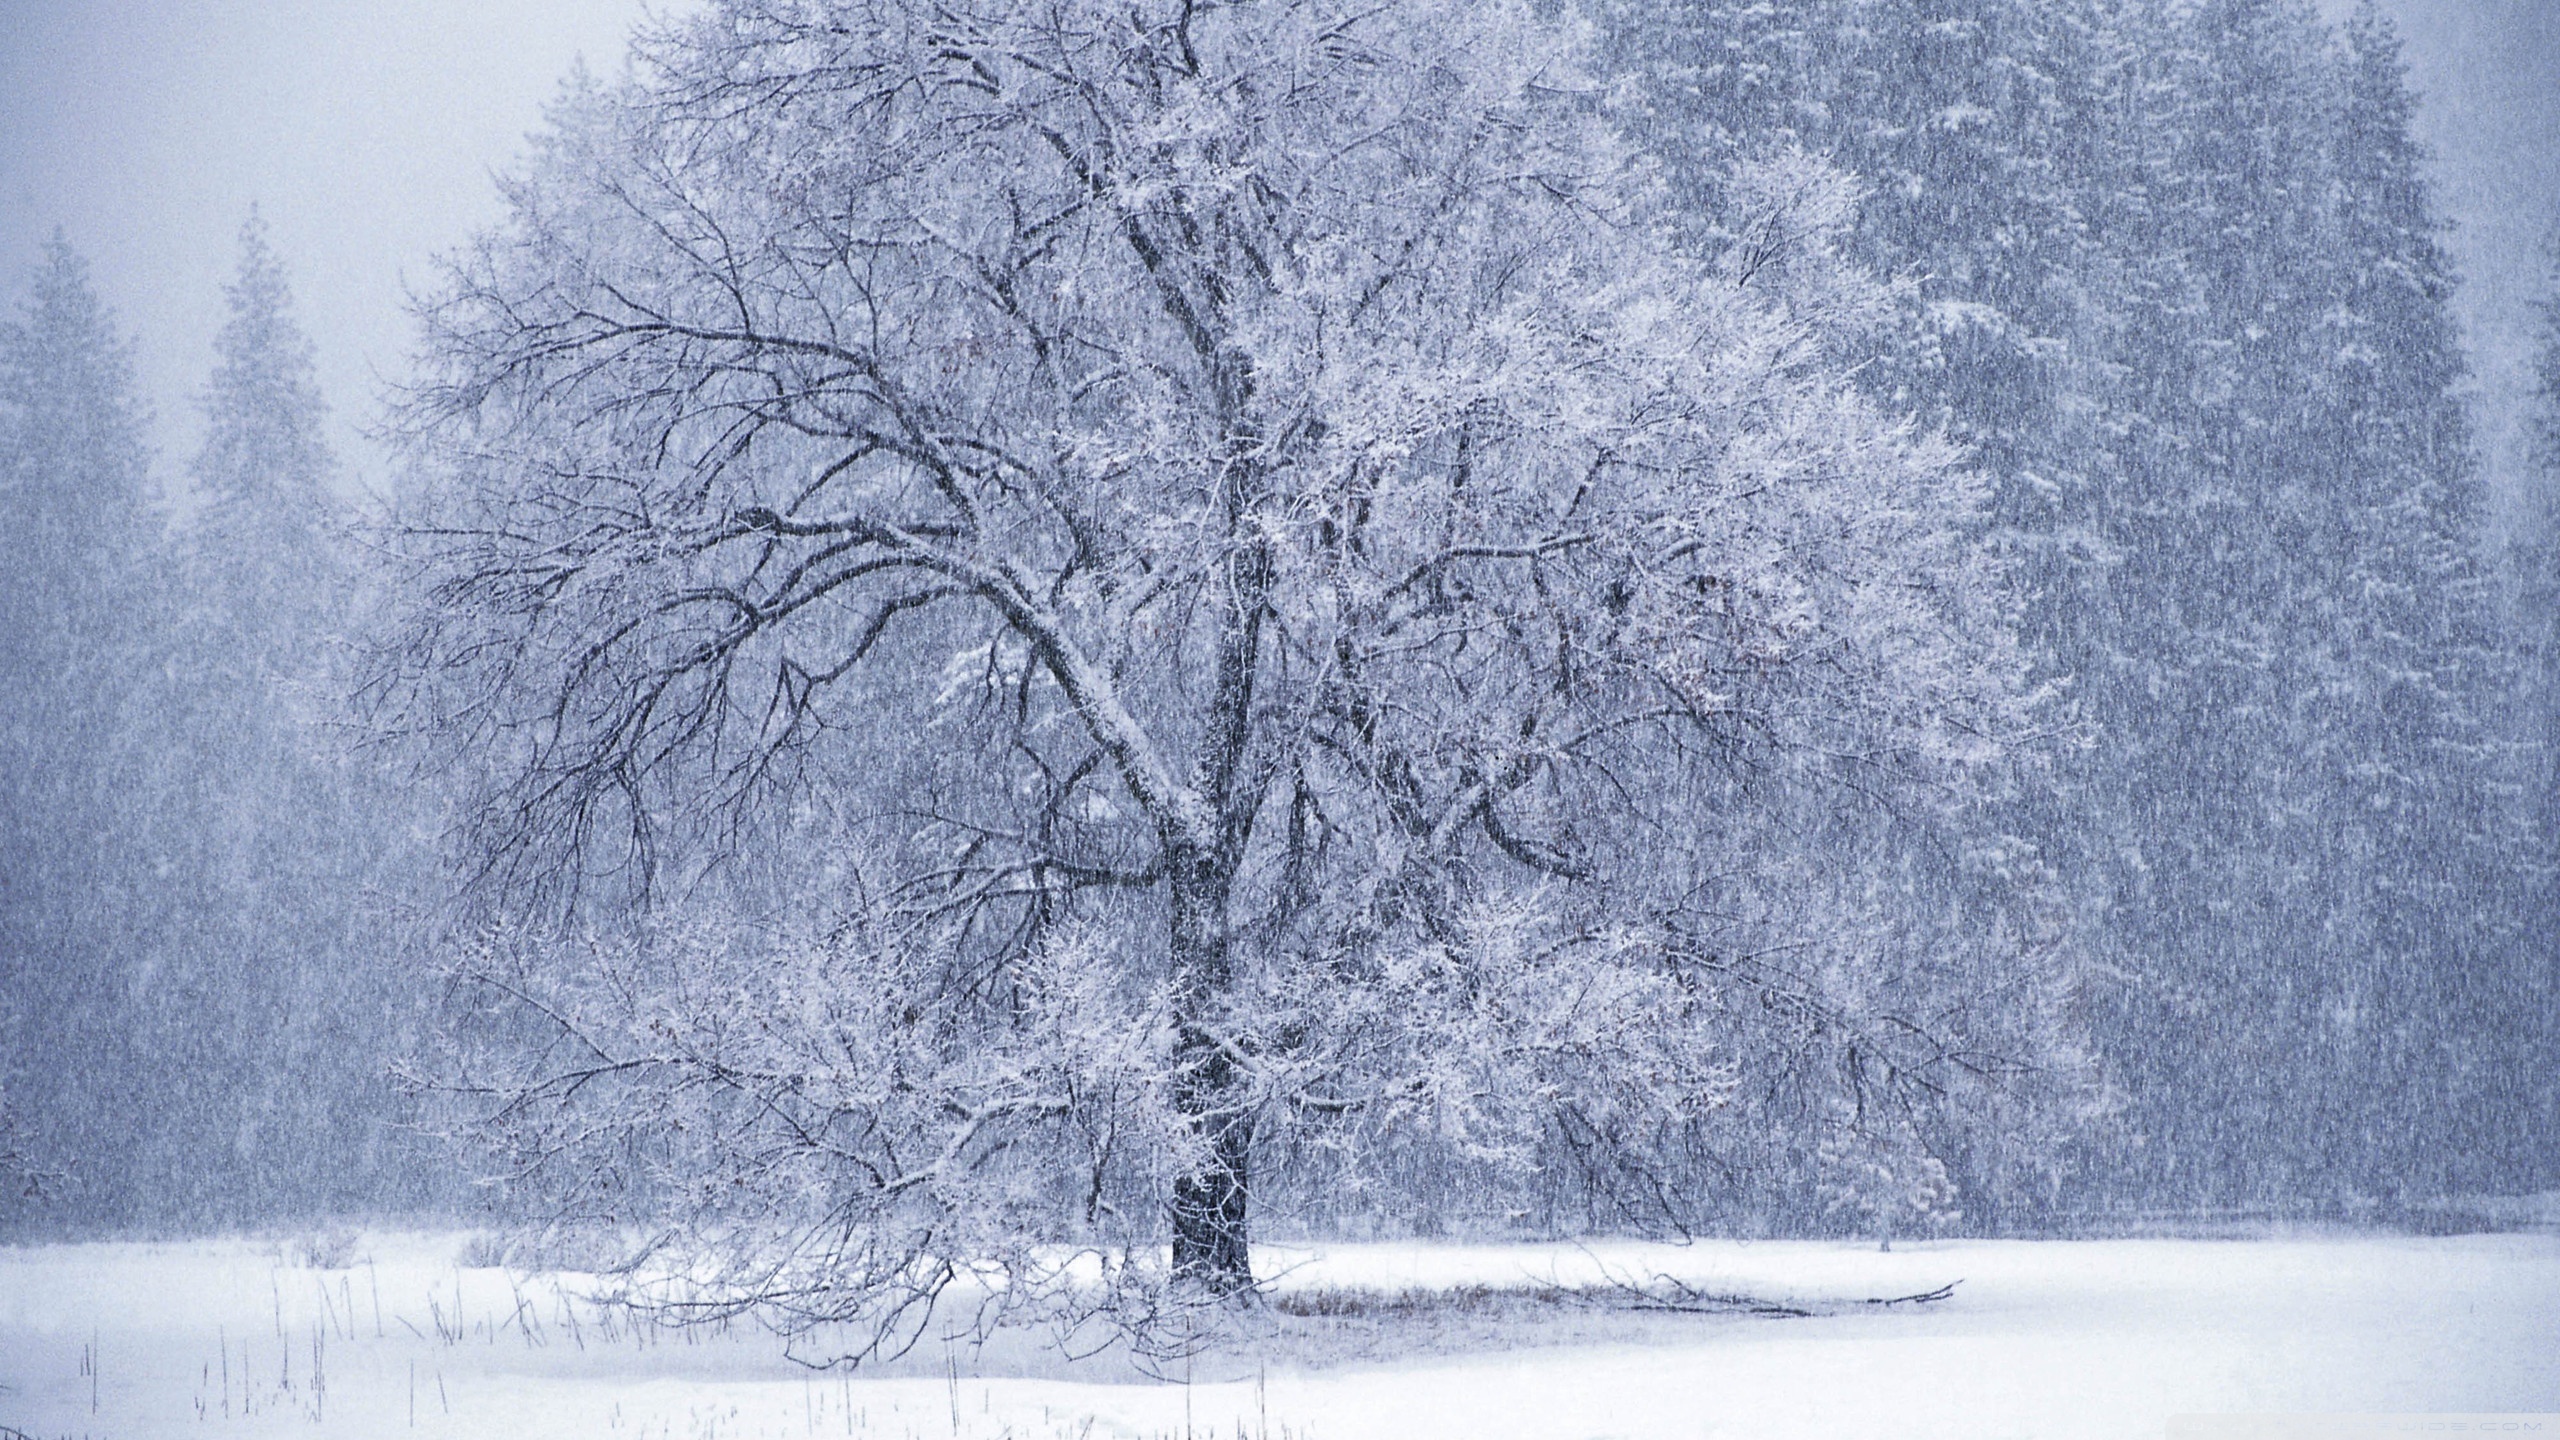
top-left (3, 1229), bottom-right (2556, 1439)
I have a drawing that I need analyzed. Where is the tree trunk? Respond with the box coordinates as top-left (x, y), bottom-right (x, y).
top-left (1166, 848), bottom-right (1254, 1296)
top-left (1169, 1045), bottom-right (1254, 1292)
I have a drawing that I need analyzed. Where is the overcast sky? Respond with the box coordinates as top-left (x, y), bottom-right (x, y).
top-left (2, 1), bottom-right (2555, 516)
top-left (2359, 0), bottom-right (2560, 525)
top-left (0, 0), bottom-right (666, 498)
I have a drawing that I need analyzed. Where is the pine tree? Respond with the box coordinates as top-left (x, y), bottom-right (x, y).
top-left (1601, 0), bottom-right (2535, 1214)
top-left (124, 214), bottom-right (447, 1226)
top-left (187, 211), bottom-right (341, 659)
top-left (0, 238), bottom-right (164, 1230)
top-left (2509, 228), bottom-right (2560, 1194)
top-left (2081, 0), bottom-right (2352, 1208)
top-left (2535, 235), bottom-right (2560, 862)
top-left (3, 220), bottom-right (452, 1233)
top-left (2291, 5), bottom-right (2529, 1196)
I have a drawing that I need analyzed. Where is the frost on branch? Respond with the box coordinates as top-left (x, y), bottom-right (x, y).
top-left (372, 0), bottom-right (2057, 1335)
top-left (429, 910), bottom-right (1200, 1358)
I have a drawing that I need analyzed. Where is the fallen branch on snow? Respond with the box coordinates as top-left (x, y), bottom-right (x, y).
top-left (1861, 1280), bottom-right (1962, 1306)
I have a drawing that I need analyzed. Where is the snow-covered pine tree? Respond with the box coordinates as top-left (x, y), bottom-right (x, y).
top-left (0, 239), bottom-right (165, 1233)
top-left (99, 214), bottom-right (455, 1228)
top-left (2511, 226), bottom-right (2560, 1194)
top-left (2079, 1), bottom-right (2527, 1207)
top-left (2286, 5), bottom-right (2531, 1198)
top-left (185, 213), bottom-right (341, 663)
top-left (2079, 0), bottom-right (2356, 1208)
top-left (1602, 0), bottom-right (2533, 1215)
top-left (1591, 0), bottom-right (2117, 1235)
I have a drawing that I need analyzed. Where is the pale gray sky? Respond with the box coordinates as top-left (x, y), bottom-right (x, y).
top-left (0, 0), bottom-right (666, 496)
top-left (2360, 0), bottom-right (2560, 528)
top-left (1, 1), bottom-right (2554, 514)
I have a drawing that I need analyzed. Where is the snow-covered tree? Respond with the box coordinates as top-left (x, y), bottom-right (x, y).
top-left (1816, 1095), bottom-right (1959, 1252)
top-left (2534, 233), bottom-right (2560, 845)
top-left (2276, 5), bottom-right (2530, 1196)
top-left (1604, 0), bottom-right (2537, 1215)
top-left (117, 214), bottom-right (454, 1226)
top-left (371, 0), bottom-right (2037, 1334)
top-left (2511, 227), bottom-right (2560, 1191)
top-left (0, 238), bottom-right (163, 1232)
top-left (2073, 0), bottom-right (2526, 1204)
top-left (185, 212), bottom-right (341, 654)
top-left (1, 220), bottom-right (456, 1234)
top-left (1594, 0), bottom-right (2126, 1228)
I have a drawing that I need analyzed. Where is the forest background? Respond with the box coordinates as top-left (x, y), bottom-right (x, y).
top-left (3, 0), bottom-right (2559, 1253)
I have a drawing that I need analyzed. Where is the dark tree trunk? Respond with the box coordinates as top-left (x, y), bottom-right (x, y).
top-left (1169, 1045), bottom-right (1255, 1291)
top-left (1164, 489), bottom-right (1268, 1297)
top-left (1166, 846), bottom-right (1254, 1295)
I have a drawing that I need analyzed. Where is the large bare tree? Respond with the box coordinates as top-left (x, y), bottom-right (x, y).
top-left (373, 0), bottom-right (2033, 1337)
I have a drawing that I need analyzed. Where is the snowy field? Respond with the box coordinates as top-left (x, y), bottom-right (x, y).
top-left (3, 1229), bottom-right (2557, 1439)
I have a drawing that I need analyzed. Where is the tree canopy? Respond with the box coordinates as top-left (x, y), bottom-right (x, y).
top-left (373, 0), bottom-right (2038, 1333)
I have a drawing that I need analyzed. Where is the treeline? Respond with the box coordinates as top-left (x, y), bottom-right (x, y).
top-left (1596, 0), bottom-right (2557, 1214)
top-left (1, 0), bottom-right (2554, 1240)
top-left (0, 223), bottom-right (455, 1233)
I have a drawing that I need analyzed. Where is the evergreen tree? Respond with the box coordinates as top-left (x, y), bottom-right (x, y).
top-left (186, 211), bottom-right (341, 658)
top-left (2096, 2), bottom-right (2526, 1204)
top-left (128, 214), bottom-right (449, 1226)
top-left (2535, 234), bottom-right (2560, 853)
top-left (2088, 0), bottom-right (2352, 1208)
top-left (2511, 226), bottom-right (2560, 1193)
top-left (2295, 5), bottom-right (2529, 1196)
top-left (0, 238), bottom-right (165, 1230)
top-left (1601, 0), bottom-right (2535, 1214)
top-left (2, 220), bottom-right (454, 1233)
